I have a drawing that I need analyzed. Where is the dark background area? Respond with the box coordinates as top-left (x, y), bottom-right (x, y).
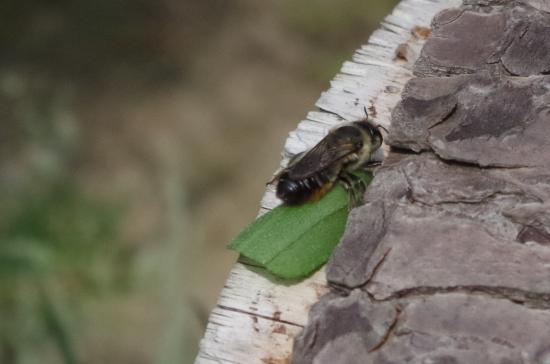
top-left (0, 1), bottom-right (398, 363)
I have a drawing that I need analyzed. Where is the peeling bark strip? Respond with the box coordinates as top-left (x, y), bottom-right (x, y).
top-left (293, 1), bottom-right (550, 364)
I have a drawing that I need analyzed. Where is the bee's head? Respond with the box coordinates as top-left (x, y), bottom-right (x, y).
top-left (354, 119), bottom-right (385, 152)
top-left (354, 107), bottom-right (387, 151)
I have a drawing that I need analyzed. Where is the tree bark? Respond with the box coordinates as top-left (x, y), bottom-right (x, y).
top-left (293, 1), bottom-right (550, 363)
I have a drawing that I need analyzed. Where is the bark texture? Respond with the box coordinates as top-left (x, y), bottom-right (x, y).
top-left (293, 1), bottom-right (550, 363)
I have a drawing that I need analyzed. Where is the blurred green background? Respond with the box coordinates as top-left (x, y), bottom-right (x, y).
top-left (0, 0), bottom-right (398, 363)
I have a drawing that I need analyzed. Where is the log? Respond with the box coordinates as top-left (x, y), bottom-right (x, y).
top-left (293, 1), bottom-right (550, 363)
top-left (195, 0), bottom-right (460, 363)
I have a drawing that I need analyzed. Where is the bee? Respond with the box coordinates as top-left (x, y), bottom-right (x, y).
top-left (270, 110), bottom-right (385, 207)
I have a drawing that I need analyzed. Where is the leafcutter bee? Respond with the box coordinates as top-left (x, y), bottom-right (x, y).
top-left (270, 110), bottom-right (385, 207)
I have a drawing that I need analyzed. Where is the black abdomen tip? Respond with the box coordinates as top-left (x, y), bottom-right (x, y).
top-left (276, 173), bottom-right (313, 205)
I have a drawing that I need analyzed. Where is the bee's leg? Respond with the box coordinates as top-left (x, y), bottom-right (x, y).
top-left (339, 172), bottom-right (366, 209)
top-left (365, 160), bottom-right (382, 167)
top-left (364, 159), bottom-right (382, 169)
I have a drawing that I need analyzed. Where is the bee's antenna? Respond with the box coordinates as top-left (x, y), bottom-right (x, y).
top-left (266, 169), bottom-right (283, 186)
top-left (363, 106), bottom-right (369, 120)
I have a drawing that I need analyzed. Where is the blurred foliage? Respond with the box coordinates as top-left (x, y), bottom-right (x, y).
top-left (0, 73), bottom-right (127, 364)
top-left (281, 0), bottom-right (393, 45)
top-left (0, 183), bottom-right (123, 364)
top-left (279, 0), bottom-right (397, 81)
top-left (0, 0), bottom-right (232, 86)
top-left (0, 0), bottom-right (169, 84)
top-left (0, 184), bottom-right (121, 287)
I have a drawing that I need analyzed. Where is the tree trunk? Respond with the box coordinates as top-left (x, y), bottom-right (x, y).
top-left (194, 0), bottom-right (550, 362)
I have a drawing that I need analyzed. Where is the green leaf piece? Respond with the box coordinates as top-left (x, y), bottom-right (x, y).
top-left (229, 172), bottom-right (372, 280)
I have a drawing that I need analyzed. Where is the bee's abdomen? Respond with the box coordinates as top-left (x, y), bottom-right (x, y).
top-left (276, 172), bottom-right (332, 205)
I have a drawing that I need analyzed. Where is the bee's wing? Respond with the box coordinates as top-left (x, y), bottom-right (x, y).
top-left (287, 133), bottom-right (360, 179)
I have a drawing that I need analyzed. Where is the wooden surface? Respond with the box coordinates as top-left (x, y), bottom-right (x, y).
top-left (194, 0), bottom-right (460, 363)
